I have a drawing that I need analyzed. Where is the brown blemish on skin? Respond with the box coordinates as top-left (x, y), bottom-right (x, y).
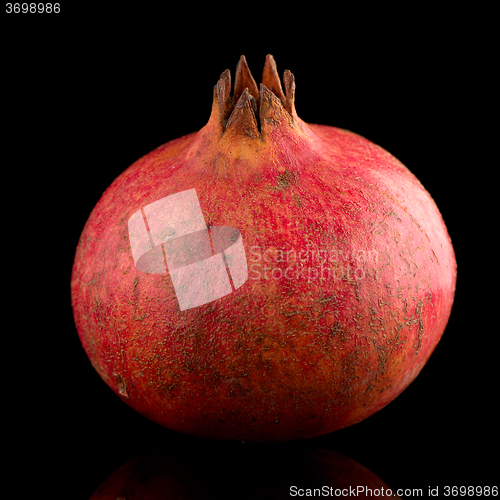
top-left (116, 374), bottom-right (129, 398)
top-left (277, 170), bottom-right (298, 190)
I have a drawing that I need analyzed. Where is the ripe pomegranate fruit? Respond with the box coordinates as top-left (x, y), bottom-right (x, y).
top-left (71, 55), bottom-right (456, 442)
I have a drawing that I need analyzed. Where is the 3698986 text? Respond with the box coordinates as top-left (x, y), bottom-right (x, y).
top-left (5, 3), bottom-right (60, 13)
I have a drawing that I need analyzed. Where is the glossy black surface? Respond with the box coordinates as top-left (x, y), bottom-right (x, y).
top-left (5, 25), bottom-right (494, 499)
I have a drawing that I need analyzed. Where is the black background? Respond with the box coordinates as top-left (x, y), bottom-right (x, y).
top-left (3, 8), bottom-right (496, 499)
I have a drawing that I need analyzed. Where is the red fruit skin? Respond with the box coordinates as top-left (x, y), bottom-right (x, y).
top-left (71, 66), bottom-right (456, 442)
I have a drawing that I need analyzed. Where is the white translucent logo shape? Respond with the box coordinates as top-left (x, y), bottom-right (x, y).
top-left (127, 188), bottom-right (248, 311)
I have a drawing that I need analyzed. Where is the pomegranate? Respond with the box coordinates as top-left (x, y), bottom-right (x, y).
top-left (71, 55), bottom-right (456, 442)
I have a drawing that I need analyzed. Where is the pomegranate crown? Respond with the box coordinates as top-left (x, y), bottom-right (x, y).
top-left (212, 54), bottom-right (300, 139)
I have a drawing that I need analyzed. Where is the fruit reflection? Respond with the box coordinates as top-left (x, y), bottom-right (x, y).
top-left (90, 442), bottom-right (400, 499)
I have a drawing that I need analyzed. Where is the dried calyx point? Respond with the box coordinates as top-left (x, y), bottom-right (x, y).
top-left (213, 54), bottom-right (298, 138)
